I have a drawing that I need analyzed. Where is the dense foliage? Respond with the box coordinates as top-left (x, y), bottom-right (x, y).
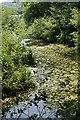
top-left (21, 2), bottom-right (79, 120)
top-left (2, 5), bottom-right (35, 98)
top-left (2, 5), bottom-right (27, 39)
top-left (22, 2), bottom-right (78, 47)
top-left (1, 2), bottom-right (80, 120)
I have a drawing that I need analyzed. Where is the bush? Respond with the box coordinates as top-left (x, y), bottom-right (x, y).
top-left (2, 5), bottom-right (27, 40)
top-left (2, 30), bottom-right (35, 97)
top-left (23, 3), bottom-right (78, 47)
top-left (21, 48), bottom-right (35, 65)
top-left (3, 66), bottom-right (35, 96)
top-left (26, 17), bottom-right (58, 43)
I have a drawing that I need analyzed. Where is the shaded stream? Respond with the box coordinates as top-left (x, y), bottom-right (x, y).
top-left (3, 97), bottom-right (57, 119)
top-left (2, 40), bottom-right (61, 120)
top-left (3, 64), bottom-right (60, 120)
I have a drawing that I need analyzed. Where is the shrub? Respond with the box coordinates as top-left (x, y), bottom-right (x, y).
top-left (21, 48), bottom-right (35, 65)
top-left (3, 66), bottom-right (35, 96)
top-left (26, 17), bottom-right (58, 43)
top-left (24, 3), bottom-right (78, 46)
top-left (2, 30), bottom-right (35, 97)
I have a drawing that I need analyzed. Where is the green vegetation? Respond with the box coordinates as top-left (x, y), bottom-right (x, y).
top-left (22, 3), bottom-right (78, 47)
top-left (2, 31), bottom-right (35, 96)
top-left (2, 5), bottom-right (36, 98)
top-left (1, 2), bottom-right (80, 120)
top-left (2, 5), bottom-right (27, 39)
top-left (31, 44), bottom-right (78, 120)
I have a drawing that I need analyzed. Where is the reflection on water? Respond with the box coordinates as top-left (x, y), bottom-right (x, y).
top-left (3, 58), bottom-right (60, 120)
top-left (3, 96), bottom-right (58, 120)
